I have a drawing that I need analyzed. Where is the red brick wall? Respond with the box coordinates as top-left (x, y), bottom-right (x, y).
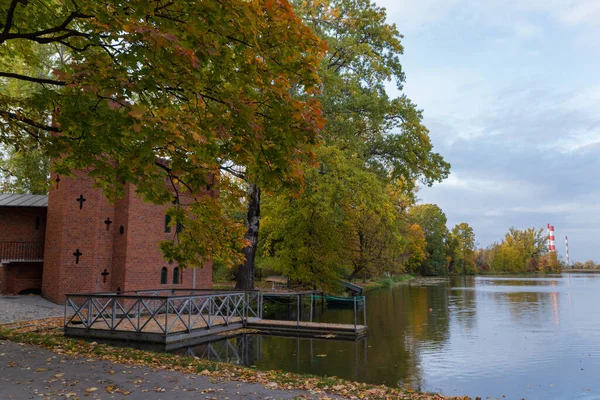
top-left (118, 188), bottom-right (212, 292)
top-left (110, 184), bottom-right (130, 292)
top-left (3, 262), bottom-right (43, 294)
top-left (0, 207), bottom-right (47, 242)
top-left (41, 174), bottom-right (65, 302)
top-left (43, 172), bottom-right (114, 302)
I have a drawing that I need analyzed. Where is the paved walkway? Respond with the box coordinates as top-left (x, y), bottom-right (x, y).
top-left (0, 340), bottom-right (338, 399)
top-left (0, 295), bottom-right (64, 324)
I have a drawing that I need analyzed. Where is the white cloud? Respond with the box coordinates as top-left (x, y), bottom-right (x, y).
top-left (561, 0), bottom-right (600, 26)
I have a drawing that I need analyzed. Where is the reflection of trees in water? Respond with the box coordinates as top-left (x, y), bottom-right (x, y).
top-left (491, 290), bottom-right (560, 327)
top-left (363, 281), bottom-right (452, 389)
top-left (449, 276), bottom-right (477, 333)
top-left (478, 277), bottom-right (560, 287)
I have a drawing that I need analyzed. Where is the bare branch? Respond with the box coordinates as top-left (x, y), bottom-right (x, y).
top-left (1, 11), bottom-right (92, 45)
top-left (220, 165), bottom-right (245, 180)
top-left (0, 110), bottom-right (60, 132)
top-left (0, 71), bottom-right (65, 86)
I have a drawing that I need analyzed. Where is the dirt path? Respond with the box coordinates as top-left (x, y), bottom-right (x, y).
top-left (0, 340), bottom-right (338, 399)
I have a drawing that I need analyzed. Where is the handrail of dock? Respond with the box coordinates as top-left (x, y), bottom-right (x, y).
top-left (64, 290), bottom-right (261, 335)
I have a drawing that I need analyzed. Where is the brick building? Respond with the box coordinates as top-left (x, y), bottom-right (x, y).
top-left (0, 173), bottom-right (212, 303)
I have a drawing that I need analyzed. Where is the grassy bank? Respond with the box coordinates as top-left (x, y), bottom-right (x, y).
top-left (360, 274), bottom-right (416, 292)
top-left (0, 318), bottom-right (462, 400)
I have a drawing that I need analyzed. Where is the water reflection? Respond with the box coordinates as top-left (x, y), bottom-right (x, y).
top-left (172, 274), bottom-right (600, 399)
top-left (476, 276), bottom-right (562, 286)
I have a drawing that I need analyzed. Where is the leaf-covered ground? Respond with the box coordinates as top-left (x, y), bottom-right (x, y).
top-left (0, 318), bottom-right (469, 400)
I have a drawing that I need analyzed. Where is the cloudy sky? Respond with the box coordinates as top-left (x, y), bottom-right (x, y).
top-left (375, 0), bottom-right (600, 262)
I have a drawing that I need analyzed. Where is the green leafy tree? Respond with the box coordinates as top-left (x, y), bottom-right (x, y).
top-left (477, 226), bottom-right (554, 274)
top-left (259, 148), bottom-right (354, 290)
top-left (448, 222), bottom-right (476, 275)
top-left (293, 0), bottom-right (450, 187)
top-left (0, 144), bottom-right (49, 194)
top-left (408, 204), bottom-right (448, 275)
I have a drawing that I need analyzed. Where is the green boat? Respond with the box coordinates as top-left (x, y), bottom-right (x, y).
top-left (315, 294), bottom-right (364, 308)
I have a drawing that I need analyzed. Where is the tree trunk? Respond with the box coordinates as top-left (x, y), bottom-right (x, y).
top-left (236, 183), bottom-right (260, 290)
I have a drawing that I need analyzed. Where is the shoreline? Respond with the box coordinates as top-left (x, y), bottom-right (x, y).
top-left (0, 318), bottom-right (463, 400)
top-left (359, 274), bottom-right (416, 292)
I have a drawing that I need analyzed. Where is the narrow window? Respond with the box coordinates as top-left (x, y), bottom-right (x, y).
top-left (160, 267), bottom-right (167, 284)
top-left (35, 216), bottom-right (40, 230)
top-left (176, 222), bottom-right (183, 233)
top-left (173, 267), bottom-right (179, 284)
top-left (165, 215), bottom-right (171, 233)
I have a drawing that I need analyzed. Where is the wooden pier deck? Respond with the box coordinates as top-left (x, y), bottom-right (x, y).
top-left (63, 289), bottom-right (367, 347)
top-left (246, 318), bottom-right (367, 339)
top-left (65, 316), bottom-right (245, 344)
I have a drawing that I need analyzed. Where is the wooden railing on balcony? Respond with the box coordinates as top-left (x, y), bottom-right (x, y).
top-left (0, 242), bottom-right (44, 263)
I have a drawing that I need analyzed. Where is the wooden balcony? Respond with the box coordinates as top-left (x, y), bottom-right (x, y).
top-left (0, 242), bottom-right (44, 264)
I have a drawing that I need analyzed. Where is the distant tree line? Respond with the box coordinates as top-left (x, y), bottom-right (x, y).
top-left (568, 260), bottom-right (600, 270)
top-left (475, 227), bottom-right (561, 274)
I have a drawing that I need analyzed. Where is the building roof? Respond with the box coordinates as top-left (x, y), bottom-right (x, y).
top-left (0, 194), bottom-right (48, 207)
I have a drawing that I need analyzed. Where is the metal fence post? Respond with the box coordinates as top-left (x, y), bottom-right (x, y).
top-left (165, 299), bottom-right (169, 334)
top-left (208, 296), bottom-right (212, 328)
top-left (188, 297), bottom-right (192, 331)
top-left (63, 296), bottom-right (68, 328)
top-left (353, 296), bottom-right (357, 332)
top-left (87, 298), bottom-right (92, 329)
top-left (362, 296), bottom-right (367, 326)
top-left (309, 293), bottom-right (313, 323)
top-left (297, 294), bottom-right (300, 329)
top-left (111, 296), bottom-right (116, 330)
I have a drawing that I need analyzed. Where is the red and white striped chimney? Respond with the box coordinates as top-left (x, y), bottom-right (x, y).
top-left (565, 236), bottom-right (569, 265)
top-left (547, 223), bottom-right (556, 252)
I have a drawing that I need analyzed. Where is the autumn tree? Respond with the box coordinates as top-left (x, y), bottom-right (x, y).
top-left (259, 148), bottom-right (354, 290)
top-left (1, 0), bottom-right (325, 269)
top-left (475, 226), bottom-right (554, 274)
top-left (253, 0), bottom-right (450, 287)
top-left (232, 0), bottom-right (450, 289)
top-left (293, 0), bottom-right (449, 186)
top-left (408, 204), bottom-right (448, 275)
top-left (398, 223), bottom-right (427, 274)
top-left (447, 222), bottom-right (476, 275)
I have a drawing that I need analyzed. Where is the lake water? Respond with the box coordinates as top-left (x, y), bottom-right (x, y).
top-left (178, 274), bottom-right (600, 399)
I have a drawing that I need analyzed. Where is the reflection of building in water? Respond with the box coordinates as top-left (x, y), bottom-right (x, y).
top-left (565, 236), bottom-right (570, 266)
top-left (185, 335), bottom-right (263, 365)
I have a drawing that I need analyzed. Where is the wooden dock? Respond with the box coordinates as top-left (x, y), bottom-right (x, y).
top-left (63, 289), bottom-right (367, 347)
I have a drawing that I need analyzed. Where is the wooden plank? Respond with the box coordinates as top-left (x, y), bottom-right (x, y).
top-left (246, 318), bottom-right (367, 337)
top-left (65, 322), bottom-right (245, 344)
